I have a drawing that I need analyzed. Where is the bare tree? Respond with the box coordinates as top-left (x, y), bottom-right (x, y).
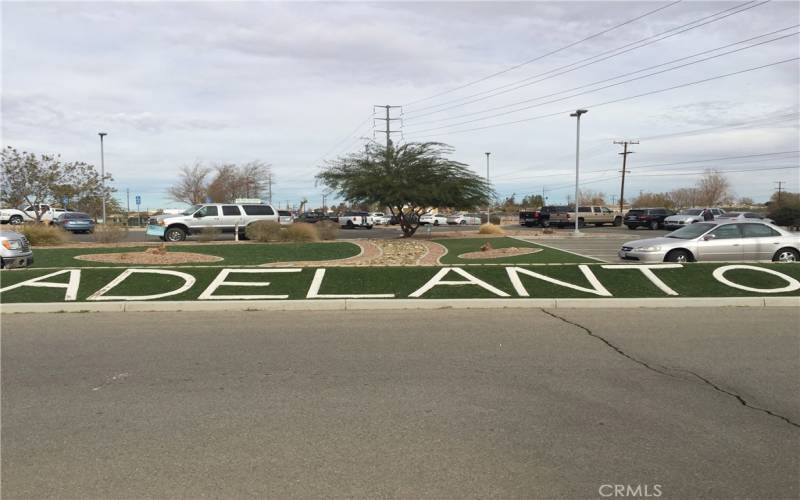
top-left (168, 163), bottom-right (212, 205)
top-left (578, 190), bottom-right (606, 205)
top-left (632, 192), bottom-right (674, 209)
top-left (668, 187), bottom-right (700, 209)
top-left (696, 169), bottom-right (732, 207)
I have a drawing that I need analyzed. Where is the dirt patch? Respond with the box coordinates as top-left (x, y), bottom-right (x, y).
top-left (261, 239), bottom-right (447, 267)
top-left (74, 251), bottom-right (223, 265)
top-left (458, 247), bottom-right (542, 260)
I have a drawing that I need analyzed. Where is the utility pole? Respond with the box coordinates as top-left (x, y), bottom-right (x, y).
top-left (373, 105), bottom-right (403, 154)
top-left (126, 188), bottom-right (130, 224)
top-left (485, 152), bottom-right (491, 223)
top-left (775, 181), bottom-right (785, 204)
top-left (98, 132), bottom-right (108, 224)
top-left (267, 174), bottom-right (273, 204)
top-left (614, 140), bottom-right (638, 214)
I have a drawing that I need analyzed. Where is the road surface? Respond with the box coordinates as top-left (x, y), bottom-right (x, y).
top-left (2, 308), bottom-right (798, 499)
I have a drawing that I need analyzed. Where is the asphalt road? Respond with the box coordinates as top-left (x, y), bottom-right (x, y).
top-left (3, 308), bottom-right (798, 499)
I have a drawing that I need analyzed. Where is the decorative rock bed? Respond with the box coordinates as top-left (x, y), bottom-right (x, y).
top-left (74, 251), bottom-right (223, 265)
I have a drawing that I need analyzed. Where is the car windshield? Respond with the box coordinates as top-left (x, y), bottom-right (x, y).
top-left (66, 213), bottom-right (90, 219)
top-left (666, 222), bottom-right (716, 239)
top-left (182, 205), bottom-right (202, 215)
top-left (628, 209), bottom-right (646, 215)
top-left (722, 212), bottom-right (742, 217)
top-left (680, 209), bottom-right (703, 215)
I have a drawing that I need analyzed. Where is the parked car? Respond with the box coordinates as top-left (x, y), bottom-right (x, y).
top-left (339, 212), bottom-right (374, 229)
top-left (663, 208), bottom-right (726, 229)
top-left (548, 205), bottom-right (623, 228)
top-left (147, 203), bottom-right (279, 242)
top-left (278, 210), bottom-right (294, 226)
top-left (0, 231), bottom-right (33, 269)
top-left (388, 213), bottom-right (419, 225)
top-left (624, 207), bottom-right (675, 230)
top-left (447, 213), bottom-right (482, 225)
top-left (716, 212), bottom-right (774, 224)
top-left (53, 212), bottom-right (96, 233)
top-left (370, 212), bottom-right (391, 225)
top-left (420, 213), bottom-right (449, 226)
top-left (618, 221), bottom-right (800, 263)
top-left (0, 204), bottom-right (67, 225)
top-left (296, 212), bottom-right (334, 224)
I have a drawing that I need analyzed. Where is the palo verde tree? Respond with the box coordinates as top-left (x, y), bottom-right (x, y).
top-left (1, 146), bottom-right (114, 222)
top-left (316, 141), bottom-right (493, 237)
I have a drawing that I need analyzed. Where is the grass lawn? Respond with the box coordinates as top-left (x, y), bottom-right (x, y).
top-left (2, 263), bottom-right (798, 303)
top-left (27, 242), bottom-right (361, 268)
top-left (435, 237), bottom-right (599, 264)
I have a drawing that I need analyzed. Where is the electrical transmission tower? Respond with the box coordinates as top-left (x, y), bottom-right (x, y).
top-left (373, 105), bottom-right (403, 150)
top-left (614, 140), bottom-right (639, 213)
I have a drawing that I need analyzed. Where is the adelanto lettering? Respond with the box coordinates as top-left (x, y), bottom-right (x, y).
top-left (598, 484), bottom-right (663, 497)
top-left (1, 264), bottom-right (798, 301)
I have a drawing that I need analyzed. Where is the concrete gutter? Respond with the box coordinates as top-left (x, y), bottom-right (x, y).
top-left (1, 296), bottom-right (797, 314)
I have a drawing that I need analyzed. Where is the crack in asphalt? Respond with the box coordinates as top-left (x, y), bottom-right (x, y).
top-left (541, 309), bottom-right (800, 429)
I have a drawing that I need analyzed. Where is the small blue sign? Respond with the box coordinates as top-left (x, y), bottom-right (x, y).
top-left (135, 195), bottom-right (141, 206)
top-left (62, 196), bottom-right (68, 207)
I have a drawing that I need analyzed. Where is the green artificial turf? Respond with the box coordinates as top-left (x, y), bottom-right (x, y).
top-left (2, 263), bottom-right (798, 303)
top-left (27, 242), bottom-right (361, 268)
top-left (434, 237), bottom-right (599, 264)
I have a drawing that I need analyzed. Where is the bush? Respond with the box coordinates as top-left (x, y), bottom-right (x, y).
top-left (196, 227), bottom-right (221, 242)
top-left (92, 223), bottom-right (129, 244)
top-left (768, 206), bottom-right (800, 228)
top-left (282, 222), bottom-right (319, 242)
top-left (245, 221), bottom-right (283, 242)
top-left (478, 223), bottom-right (504, 235)
top-left (316, 220), bottom-right (338, 240)
top-left (13, 223), bottom-right (73, 246)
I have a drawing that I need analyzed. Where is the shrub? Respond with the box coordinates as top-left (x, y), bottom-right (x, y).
top-left (768, 206), bottom-right (800, 228)
top-left (13, 223), bottom-right (73, 246)
top-left (196, 227), bottom-right (221, 242)
top-left (92, 223), bottom-right (129, 244)
top-left (316, 220), bottom-right (338, 240)
top-left (478, 223), bottom-right (504, 235)
top-left (245, 221), bottom-right (283, 242)
top-left (282, 222), bottom-right (320, 242)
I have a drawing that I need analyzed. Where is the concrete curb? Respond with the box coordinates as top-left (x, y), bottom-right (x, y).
top-left (2, 296), bottom-right (797, 314)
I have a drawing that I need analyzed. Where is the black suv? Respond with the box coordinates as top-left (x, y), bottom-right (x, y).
top-left (624, 207), bottom-right (675, 230)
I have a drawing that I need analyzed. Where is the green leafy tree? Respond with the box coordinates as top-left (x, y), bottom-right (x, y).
top-left (317, 142), bottom-right (493, 237)
top-left (1, 146), bottom-right (114, 222)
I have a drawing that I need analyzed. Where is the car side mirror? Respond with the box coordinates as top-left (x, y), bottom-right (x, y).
top-left (703, 234), bottom-right (716, 241)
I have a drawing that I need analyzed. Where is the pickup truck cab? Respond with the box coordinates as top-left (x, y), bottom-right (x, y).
top-left (1, 204), bottom-right (66, 225)
top-left (549, 206), bottom-right (623, 228)
top-left (147, 203), bottom-right (279, 241)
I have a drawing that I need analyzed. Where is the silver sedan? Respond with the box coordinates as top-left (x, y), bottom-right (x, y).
top-left (618, 221), bottom-right (800, 263)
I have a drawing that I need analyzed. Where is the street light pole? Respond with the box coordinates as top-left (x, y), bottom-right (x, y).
top-left (98, 132), bottom-right (108, 224)
top-left (485, 152), bottom-right (491, 224)
top-left (569, 110), bottom-right (587, 235)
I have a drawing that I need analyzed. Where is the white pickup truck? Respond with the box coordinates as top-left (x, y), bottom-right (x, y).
top-left (0, 204), bottom-right (66, 225)
top-left (339, 212), bottom-right (374, 229)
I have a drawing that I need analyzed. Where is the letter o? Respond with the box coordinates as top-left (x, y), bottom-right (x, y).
top-left (712, 265), bottom-right (800, 293)
top-left (598, 485), bottom-right (613, 497)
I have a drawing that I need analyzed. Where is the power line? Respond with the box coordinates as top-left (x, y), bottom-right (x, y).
top-left (404, 57), bottom-right (799, 139)
top-left (404, 1), bottom-right (767, 115)
top-left (407, 27), bottom-right (798, 127)
top-left (402, 0), bottom-right (684, 108)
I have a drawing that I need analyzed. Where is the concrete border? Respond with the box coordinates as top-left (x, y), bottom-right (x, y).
top-left (2, 296), bottom-right (797, 314)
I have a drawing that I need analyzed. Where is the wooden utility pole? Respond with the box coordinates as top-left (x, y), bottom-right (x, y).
top-left (614, 140), bottom-right (638, 213)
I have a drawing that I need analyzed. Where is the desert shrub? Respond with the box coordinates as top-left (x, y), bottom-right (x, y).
top-left (13, 223), bottom-right (73, 246)
top-left (282, 222), bottom-right (319, 242)
top-left (478, 223), bottom-right (504, 235)
top-left (92, 223), bottom-right (129, 244)
top-left (316, 220), bottom-right (338, 240)
top-left (768, 206), bottom-right (800, 228)
top-left (245, 221), bottom-right (283, 242)
top-left (196, 227), bottom-right (221, 242)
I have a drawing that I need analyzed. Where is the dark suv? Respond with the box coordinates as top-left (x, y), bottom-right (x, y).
top-left (624, 207), bottom-right (675, 230)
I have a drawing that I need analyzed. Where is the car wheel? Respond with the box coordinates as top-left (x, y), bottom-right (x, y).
top-left (626, 225), bottom-right (636, 230)
top-left (9, 215), bottom-right (23, 225)
top-left (665, 249), bottom-right (692, 263)
top-left (165, 227), bottom-right (186, 242)
top-left (542, 220), bottom-right (550, 228)
top-left (367, 225), bottom-right (373, 229)
top-left (433, 220), bottom-right (439, 226)
top-left (460, 220), bottom-right (466, 225)
top-left (613, 216), bottom-right (622, 227)
top-left (649, 220), bottom-right (659, 230)
top-left (772, 248), bottom-right (799, 262)
top-left (346, 221), bottom-right (354, 229)
top-left (577, 218), bottom-right (585, 228)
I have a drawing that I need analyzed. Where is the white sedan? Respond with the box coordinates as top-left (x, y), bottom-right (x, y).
top-left (447, 213), bottom-right (482, 225)
top-left (419, 213), bottom-right (449, 226)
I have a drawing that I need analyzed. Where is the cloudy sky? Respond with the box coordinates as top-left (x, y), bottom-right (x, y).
top-left (3, 1), bottom-right (798, 210)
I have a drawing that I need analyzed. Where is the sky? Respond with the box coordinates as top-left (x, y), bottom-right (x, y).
top-left (2, 0), bottom-right (799, 210)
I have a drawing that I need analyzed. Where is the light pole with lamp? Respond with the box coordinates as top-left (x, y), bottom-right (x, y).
top-left (485, 152), bottom-right (491, 224)
top-left (98, 132), bottom-right (108, 224)
top-left (569, 109), bottom-right (587, 235)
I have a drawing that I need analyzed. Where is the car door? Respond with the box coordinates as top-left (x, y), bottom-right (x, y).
top-left (696, 223), bottom-right (744, 261)
top-left (219, 205), bottom-right (243, 233)
top-left (192, 205), bottom-right (221, 232)
top-left (740, 223), bottom-right (783, 261)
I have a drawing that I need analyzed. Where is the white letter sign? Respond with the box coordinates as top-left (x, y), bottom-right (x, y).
top-left (409, 267), bottom-right (509, 298)
top-left (712, 265), bottom-right (800, 293)
top-left (199, 268), bottom-right (301, 300)
top-left (87, 269), bottom-right (196, 301)
top-left (601, 264), bottom-right (682, 296)
top-left (0, 270), bottom-right (81, 301)
top-left (506, 265), bottom-right (612, 297)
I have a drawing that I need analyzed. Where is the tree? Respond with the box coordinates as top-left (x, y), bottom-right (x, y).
top-left (168, 163), bottom-right (212, 205)
top-left (578, 190), bottom-right (606, 205)
top-left (170, 161), bottom-right (273, 205)
top-left (1, 146), bottom-right (114, 223)
top-left (696, 169), bottom-right (732, 206)
top-left (317, 142), bottom-right (493, 237)
top-left (632, 192), bottom-right (674, 209)
top-left (669, 187), bottom-right (699, 209)
top-left (521, 194), bottom-right (544, 208)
